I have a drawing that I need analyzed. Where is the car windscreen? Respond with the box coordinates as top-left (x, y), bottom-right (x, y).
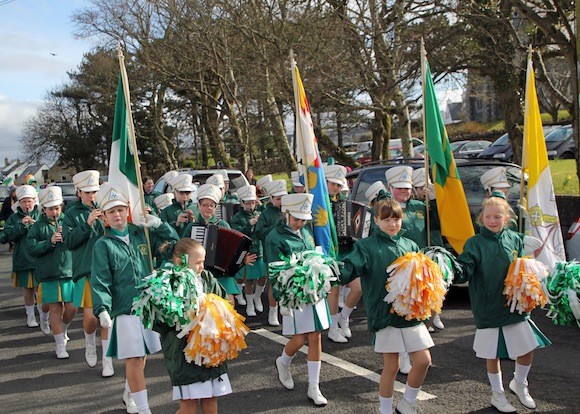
top-left (545, 127), bottom-right (572, 142)
top-left (490, 134), bottom-right (508, 146)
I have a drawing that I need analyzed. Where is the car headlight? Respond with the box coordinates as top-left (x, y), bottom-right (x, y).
top-left (547, 150), bottom-right (557, 156)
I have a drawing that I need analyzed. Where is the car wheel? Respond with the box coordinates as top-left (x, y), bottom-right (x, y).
top-left (561, 152), bottom-right (574, 159)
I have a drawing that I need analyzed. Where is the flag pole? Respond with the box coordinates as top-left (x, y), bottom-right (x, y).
top-left (518, 46), bottom-right (533, 233)
top-left (117, 45), bottom-right (154, 270)
top-left (421, 39), bottom-right (432, 247)
top-left (290, 50), bottom-right (310, 193)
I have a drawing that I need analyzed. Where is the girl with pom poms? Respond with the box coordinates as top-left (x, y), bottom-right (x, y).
top-left (455, 194), bottom-right (550, 413)
top-left (265, 193), bottom-right (332, 406)
top-left (340, 198), bottom-right (434, 414)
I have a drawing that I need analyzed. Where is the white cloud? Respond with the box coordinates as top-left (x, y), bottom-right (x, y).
top-left (0, 95), bottom-right (41, 161)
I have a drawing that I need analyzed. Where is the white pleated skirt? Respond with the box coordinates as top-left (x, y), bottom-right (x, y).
top-left (107, 314), bottom-right (162, 359)
top-left (374, 324), bottom-right (434, 353)
top-left (473, 320), bottom-right (545, 360)
top-left (282, 299), bottom-right (331, 336)
top-left (172, 373), bottom-right (232, 401)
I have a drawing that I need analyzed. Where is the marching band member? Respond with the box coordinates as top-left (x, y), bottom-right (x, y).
top-left (160, 174), bottom-right (198, 238)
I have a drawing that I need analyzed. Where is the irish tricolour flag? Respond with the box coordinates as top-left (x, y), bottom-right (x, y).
top-left (522, 54), bottom-right (565, 270)
top-left (108, 75), bottom-right (144, 225)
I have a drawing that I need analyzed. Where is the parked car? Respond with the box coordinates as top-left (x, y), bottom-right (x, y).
top-left (478, 125), bottom-right (561, 161)
top-left (153, 168), bottom-right (249, 195)
top-left (545, 125), bottom-right (575, 159)
top-left (353, 138), bottom-right (424, 164)
top-left (566, 217), bottom-right (580, 261)
top-left (450, 140), bottom-right (491, 158)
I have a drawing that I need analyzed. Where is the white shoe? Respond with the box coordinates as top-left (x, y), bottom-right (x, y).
top-left (395, 397), bottom-right (417, 414)
top-left (337, 316), bottom-right (352, 338)
top-left (39, 317), bottom-right (51, 335)
top-left (235, 294), bottom-right (246, 306)
top-left (246, 294), bottom-right (256, 317)
top-left (432, 313), bottom-right (445, 330)
top-left (491, 391), bottom-right (517, 413)
top-left (509, 378), bottom-right (536, 409)
top-left (85, 345), bottom-right (98, 367)
top-left (428, 326), bottom-right (435, 333)
top-left (27, 314), bottom-right (38, 328)
top-left (102, 356), bottom-right (115, 377)
top-left (137, 410), bottom-right (151, 414)
top-left (56, 343), bottom-right (69, 359)
top-left (399, 353), bottom-right (412, 375)
top-left (328, 326), bottom-right (348, 343)
top-left (254, 295), bottom-right (264, 313)
top-left (307, 384), bottom-right (328, 406)
top-left (275, 357), bottom-right (294, 389)
top-left (123, 390), bottom-right (139, 414)
top-left (268, 308), bottom-right (280, 326)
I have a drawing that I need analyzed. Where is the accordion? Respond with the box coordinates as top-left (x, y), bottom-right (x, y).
top-left (213, 203), bottom-right (239, 223)
top-left (189, 224), bottom-right (251, 274)
top-left (333, 200), bottom-right (372, 241)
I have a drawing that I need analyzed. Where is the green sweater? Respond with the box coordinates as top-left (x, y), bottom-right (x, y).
top-left (27, 214), bottom-right (72, 282)
top-left (91, 222), bottom-right (179, 318)
top-left (155, 266), bottom-right (228, 385)
top-left (62, 201), bottom-right (105, 281)
top-left (456, 227), bottom-right (527, 329)
top-left (0, 206), bottom-right (39, 272)
top-left (230, 209), bottom-right (262, 257)
top-left (340, 229), bottom-right (421, 332)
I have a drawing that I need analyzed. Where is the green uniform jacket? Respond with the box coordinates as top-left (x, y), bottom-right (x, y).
top-left (27, 214), bottom-right (72, 282)
top-left (62, 201), bottom-right (105, 281)
top-left (91, 222), bottom-right (179, 318)
top-left (340, 229), bottom-right (421, 332)
top-left (254, 203), bottom-right (282, 261)
top-left (144, 191), bottom-right (161, 215)
top-left (456, 227), bottom-right (527, 329)
top-left (182, 213), bottom-right (230, 240)
top-left (155, 266), bottom-right (228, 385)
top-left (160, 200), bottom-right (198, 238)
top-left (0, 206), bottom-right (39, 272)
top-left (230, 209), bottom-right (262, 257)
top-left (264, 221), bottom-right (315, 300)
top-left (402, 199), bottom-right (442, 249)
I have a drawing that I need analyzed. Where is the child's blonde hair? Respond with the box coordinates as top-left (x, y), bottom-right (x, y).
top-left (171, 238), bottom-right (205, 265)
top-left (476, 196), bottom-right (513, 226)
top-left (374, 198), bottom-right (403, 220)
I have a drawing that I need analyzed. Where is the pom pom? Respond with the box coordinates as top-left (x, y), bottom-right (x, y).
top-left (421, 246), bottom-right (462, 288)
top-left (132, 262), bottom-right (201, 331)
top-left (542, 261), bottom-right (580, 327)
top-left (503, 258), bottom-right (548, 314)
top-left (383, 252), bottom-right (447, 321)
top-left (180, 294), bottom-right (249, 367)
top-left (268, 250), bottom-right (339, 310)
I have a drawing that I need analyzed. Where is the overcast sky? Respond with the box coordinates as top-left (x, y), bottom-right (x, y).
top-left (0, 0), bottom-right (92, 163)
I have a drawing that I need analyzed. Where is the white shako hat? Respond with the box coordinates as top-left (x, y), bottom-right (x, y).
top-left (281, 193), bottom-right (314, 220)
top-left (38, 186), bottom-right (63, 208)
top-left (217, 169), bottom-right (230, 182)
top-left (96, 182), bottom-right (128, 211)
top-left (412, 167), bottom-right (430, 188)
top-left (169, 174), bottom-right (196, 192)
top-left (162, 171), bottom-right (179, 190)
top-left (73, 170), bottom-right (100, 192)
top-left (263, 179), bottom-right (288, 197)
top-left (236, 185), bottom-right (257, 202)
top-left (196, 184), bottom-right (222, 204)
top-left (256, 174), bottom-right (273, 189)
top-left (385, 166), bottom-right (413, 189)
top-left (16, 185), bottom-right (37, 201)
top-left (290, 171), bottom-right (303, 188)
top-left (365, 181), bottom-right (387, 203)
top-left (206, 173), bottom-right (225, 189)
top-left (323, 164), bottom-right (347, 185)
top-left (480, 167), bottom-right (510, 191)
top-left (153, 193), bottom-right (174, 211)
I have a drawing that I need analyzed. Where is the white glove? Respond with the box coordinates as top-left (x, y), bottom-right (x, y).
top-left (427, 183), bottom-right (436, 200)
top-left (523, 235), bottom-right (542, 255)
top-left (142, 214), bottom-right (162, 229)
top-left (280, 306), bottom-right (293, 317)
top-left (99, 311), bottom-right (113, 329)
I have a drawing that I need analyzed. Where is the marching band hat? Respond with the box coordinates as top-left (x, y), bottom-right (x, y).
top-left (385, 166), bottom-right (413, 189)
top-left (264, 179), bottom-right (288, 197)
top-left (256, 174), bottom-right (273, 189)
top-left (290, 171), bottom-right (303, 188)
top-left (153, 193), bottom-right (174, 211)
top-left (16, 185), bottom-right (37, 201)
top-left (323, 164), bottom-right (347, 185)
top-left (365, 181), bottom-right (387, 203)
top-left (196, 184), bottom-right (222, 204)
top-left (73, 170), bottom-right (100, 192)
top-left (281, 193), bottom-right (314, 221)
top-left (481, 167), bottom-right (510, 191)
top-left (96, 183), bottom-right (128, 211)
top-left (412, 167), bottom-right (429, 188)
top-left (217, 169), bottom-right (230, 182)
top-left (38, 186), bottom-right (63, 208)
top-left (170, 174), bottom-right (196, 192)
top-left (237, 185), bottom-right (257, 202)
top-left (206, 173), bottom-right (225, 189)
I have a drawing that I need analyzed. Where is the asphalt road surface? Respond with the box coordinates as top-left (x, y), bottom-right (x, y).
top-left (0, 242), bottom-right (578, 413)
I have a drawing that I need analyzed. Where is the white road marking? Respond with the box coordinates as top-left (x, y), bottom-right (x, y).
top-left (252, 328), bottom-right (436, 401)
